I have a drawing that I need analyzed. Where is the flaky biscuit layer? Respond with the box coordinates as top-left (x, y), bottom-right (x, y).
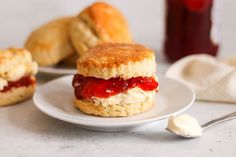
top-left (75, 99), bottom-right (154, 117)
top-left (0, 84), bottom-right (35, 107)
top-left (77, 43), bottom-right (156, 79)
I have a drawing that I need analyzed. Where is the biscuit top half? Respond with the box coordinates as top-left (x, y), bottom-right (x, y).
top-left (0, 48), bottom-right (38, 82)
top-left (79, 2), bottom-right (132, 43)
top-left (77, 43), bottom-right (156, 80)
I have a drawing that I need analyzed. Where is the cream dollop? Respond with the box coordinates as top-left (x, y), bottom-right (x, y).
top-left (166, 115), bottom-right (202, 138)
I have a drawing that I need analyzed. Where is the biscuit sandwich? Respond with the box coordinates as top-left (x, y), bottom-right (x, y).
top-left (72, 43), bottom-right (158, 117)
top-left (70, 2), bottom-right (132, 56)
top-left (0, 48), bottom-right (38, 106)
top-left (25, 17), bottom-right (76, 66)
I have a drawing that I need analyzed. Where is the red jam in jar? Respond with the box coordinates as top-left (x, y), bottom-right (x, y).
top-left (72, 74), bottom-right (158, 100)
top-left (1, 76), bottom-right (35, 92)
top-left (164, 0), bottom-right (220, 62)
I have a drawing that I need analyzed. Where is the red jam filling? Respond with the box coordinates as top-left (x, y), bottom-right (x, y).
top-left (72, 74), bottom-right (158, 100)
top-left (1, 76), bottom-right (35, 93)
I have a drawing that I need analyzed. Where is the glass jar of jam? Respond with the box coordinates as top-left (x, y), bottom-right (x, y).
top-left (164, 0), bottom-right (221, 62)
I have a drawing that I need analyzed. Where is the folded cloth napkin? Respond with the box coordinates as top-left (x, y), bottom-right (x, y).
top-left (166, 54), bottom-right (236, 103)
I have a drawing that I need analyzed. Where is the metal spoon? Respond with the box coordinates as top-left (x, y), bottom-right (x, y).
top-left (166, 111), bottom-right (236, 138)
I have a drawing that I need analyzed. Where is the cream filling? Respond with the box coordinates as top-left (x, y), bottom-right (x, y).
top-left (0, 61), bottom-right (38, 90)
top-left (92, 87), bottom-right (156, 106)
top-left (0, 78), bottom-right (7, 91)
top-left (5, 62), bottom-right (38, 81)
top-left (166, 115), bottom-right (202, 137)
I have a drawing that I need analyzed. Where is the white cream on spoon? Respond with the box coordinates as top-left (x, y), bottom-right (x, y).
top-left (166, 112), bottom-right (236, 138)
top-left (166, 115), bottom-right (202, 138)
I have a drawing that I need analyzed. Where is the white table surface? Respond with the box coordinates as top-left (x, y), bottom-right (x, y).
top-left (0, 0), bottom-right (236, 157)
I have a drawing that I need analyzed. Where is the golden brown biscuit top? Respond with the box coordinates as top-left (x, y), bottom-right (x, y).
top-left (77, 43), bottom-right (154, 68)
top-left (80, 2), bottom-right (132, 42)
top-left (0, 48), bottom-right (38, 81)
top-left (0, 48), bottom-right (31, 65)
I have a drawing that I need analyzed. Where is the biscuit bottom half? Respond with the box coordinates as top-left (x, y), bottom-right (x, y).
top-left (74, 99), bottom-right (154, 117)
top-left (0, 84), bottom-right (35, 107)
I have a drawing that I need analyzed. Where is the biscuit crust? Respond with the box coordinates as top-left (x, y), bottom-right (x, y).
top-left (25, 17), bottom-right (75, 66)
top-left (0, 48), bottom-right (38, 81)
top-left (77, 43), bottom-right (156, 79)
top-left (70, 2), bottom-right (132, 56)
top-left (75, 99), bottom-right (154, 117)
top-left (0, 83), bottom-right (35, 107)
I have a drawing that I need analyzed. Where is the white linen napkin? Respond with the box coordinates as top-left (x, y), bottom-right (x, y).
top-left (166, 54), bottom-right (236, 103)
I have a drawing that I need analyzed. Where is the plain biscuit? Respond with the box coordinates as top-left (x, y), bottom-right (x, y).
top-left (70, 2), bottom-right (132, 56)
top-left (25, 17), bottom-right (76, 66)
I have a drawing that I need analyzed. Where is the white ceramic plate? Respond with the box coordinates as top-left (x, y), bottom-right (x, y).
top-left (33, 75), bottom-right (195, 132)
top-left (39, 66), bottom-right (77, 75)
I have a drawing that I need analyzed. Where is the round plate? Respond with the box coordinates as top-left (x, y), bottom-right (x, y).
top-left (39, 66), bottom-right (76, 75)
top-left (33, 75), bottom-right (195, 132)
